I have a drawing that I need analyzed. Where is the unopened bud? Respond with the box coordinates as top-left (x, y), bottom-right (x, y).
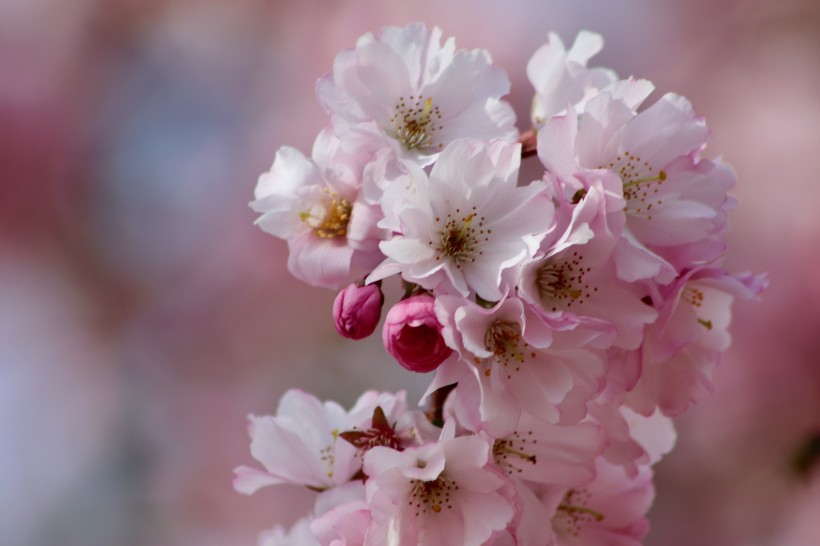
top-left (333, 282), bottom-right (384, 340)
top-left (382, 294), bottom-right (452, 373)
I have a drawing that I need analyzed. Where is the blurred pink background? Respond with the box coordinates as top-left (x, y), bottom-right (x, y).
top-left (2, 0), bottom-right (820, 545)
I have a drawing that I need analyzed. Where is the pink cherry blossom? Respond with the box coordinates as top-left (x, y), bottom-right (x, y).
top-left (626, 268), bottom-right (767, 416)
top-left (537, 90), bottom-right (734, 283)
top-left (488, 413), bottom-right (605, 487)
top-left (316, 23), bottom-right (517, 166)
top-left (234, 390), bottom-right (412, 495)
top-left (233, 389), bottom-right (360, 494)
top-left (519, 178), bottom-right (658, 350)
top-left (363, 423), bottom-right (514, 546)
top-left (258, 517), bottom-right (319, 546)
top-left (382, 294), bottom-right (452, 373)
top-left (527, 30), bottom-right (617, 125)
top-left (333, 281), bottom-right (384, 340)
top-left (251, 128), bottom-right (386, 289)
top-left (430, 295), bottom-right (607, 435)
top-left (310, 500), bottom-right (372, 546)
top-left (544, 457), bottom-right (655, 546)
top-left (239, 23), bottom-right (764, 546)
top-left (369, 139), bottom-right (553, 301)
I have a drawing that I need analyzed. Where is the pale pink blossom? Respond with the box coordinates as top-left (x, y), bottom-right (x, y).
top-left (518, 179), bottom-right (658, 350)
top-left (537, 91), bottom-right (734, 283)
top-left (363, 423), bottom-right (514, 546)
top-left (382, 294), bottom-right (452, 373)
top-left (488, 413), bottom-right (605, 487)
top-left (544, 457), bottom-right (655, 546)
top-left (316, 23), bottom-right (517, 166)
top-left (333, 282), bottom-right (384, 340)
top-left (527, 31), bottom-right (617, 125)
top-left (234, 390), bottom-right (412, 494)
top-left (310, 500), bottom-right (372, 546)
top-left (369, 139), bottom-right (553, 301)
top-left (233, 389), bottom-right (360, 494)
top-left (258, 517), bottom-right (318, 546)
top-left (626, 268), bottom-right (767, 416)
top-left (251, 128), bottom-right (386, 289)
top-left (586, 393), bottom-right (677, 476)
top-left (429, 295), bottom-right (608, 435)
top-left (309, 482), bottom-right (371, 546)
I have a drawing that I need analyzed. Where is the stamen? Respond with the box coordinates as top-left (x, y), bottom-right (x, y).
top-left (484, 320), bottom-right (528, 377)
top-left (319, 443), bottom-right (335, 478)
top-left (492, 432), bottom-right (539, 475)
top-left (391, 96), bottom-right (443, 151)
top-left (683, 287), bottom-right (705, 308)
top-left (534, 252), bottom-right (594, 311)
top-left (602, 150), bottom-right (667, 220)
top-left (408, 476), bottom-right (458, 516)
top-left (557, 503), bottom-right (605, 522)
top-left (301, 188), bottom-right (352, 239)
top-left (554, 488), bottom-right (604, 538)
top-left (433, 208), bottom-right (487, 268)
top-left (622, 170), bottom-right (667, 189)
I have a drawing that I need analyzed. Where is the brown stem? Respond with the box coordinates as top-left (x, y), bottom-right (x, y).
top-left (519, 128), bottom-right (537, 159)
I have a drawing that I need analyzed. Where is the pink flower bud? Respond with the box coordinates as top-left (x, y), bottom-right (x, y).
top-left (333, 282), bottom-right (384, 340)
top-left (382, 294), bottom-right (452, 373)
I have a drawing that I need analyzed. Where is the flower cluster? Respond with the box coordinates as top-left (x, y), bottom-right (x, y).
top-left (241, 24), bottom-right (765, 545)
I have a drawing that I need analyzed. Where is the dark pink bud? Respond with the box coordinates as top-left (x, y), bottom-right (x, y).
top-left (333, 282), bottom-right (384, 340)
top-left (382, 294), bottom-right (452, 373)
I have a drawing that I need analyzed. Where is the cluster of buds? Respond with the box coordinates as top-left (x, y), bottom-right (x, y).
top-left (239, 23), bottom-right (765, 545)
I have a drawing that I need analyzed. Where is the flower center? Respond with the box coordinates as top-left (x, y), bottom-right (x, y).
top-left (492, 431), bottom-right (538, 476)
top-left (554, 488), bottom-right (604, 538)
top-left (300, 189), bottom-right (352, 239)
top-left (601, 150), bottom-right (666, 220)
top-left (409, 476), bottom-right (458, 516)
top-left (683, 285), bottom-right (713, 330)
top-left (534, 251), bottom-right (594, 311)
top-left (391, 95), bottom-right (443, 151)
top-left (432, 207), bottom-right (488, 268)
top-left (319, 431), bottom-right (338, 479)
top-left (483, 320), bottom-right (533, 378)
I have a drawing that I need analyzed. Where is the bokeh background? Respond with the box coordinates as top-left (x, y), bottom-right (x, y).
top-left (3, 0), bottom-right (820, 544)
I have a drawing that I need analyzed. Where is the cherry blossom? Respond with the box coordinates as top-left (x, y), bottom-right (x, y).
top-left (258, 517), bottom-right (318, 546)
top-left (234, 390), bottom-right (413, 494)
top-left (430, 295), bottom-right (608, 434)
top-left (626, 268), bottom-right (767, 416)
top-left (369, 139), bottom-right (553, 301)
top-left (527, 30), bottom-right (617, 125)
top-left (545, 457), bottom-right (655, 546)
top-left (241, 25), bottom-right (763, 546)
top-left (537, 90), bottom-right (734, 283)
top-left (519, 179), bottom-right (657, 350)
top-left (363, 422), bottom-right (514, 546)
top-left (317, 23), bottom-right (517, 165)
top-left (251, 128), bottom-right (386, 289)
